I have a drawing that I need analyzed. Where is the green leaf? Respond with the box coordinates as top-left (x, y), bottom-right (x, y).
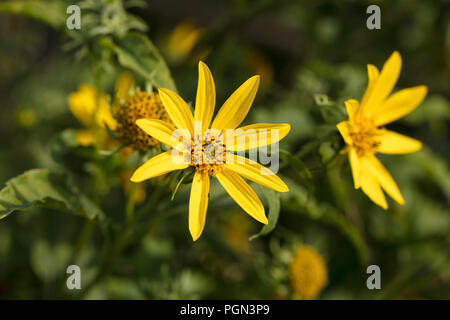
top-left (249, 187), bottom-right (280, 240)
top-left (313, 94), bottom-right (346, 124)
top-left (279, 149), bottom-right (313, 182)
top-left (0, 169), bottom-right (103, 220)
top-left (0, 0), bottom-right (66, 29)
top-left (108, 32), bottom-right (177, 92)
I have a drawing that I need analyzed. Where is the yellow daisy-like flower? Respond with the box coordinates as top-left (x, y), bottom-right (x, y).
top-left (164, 20), bottom-right (206, 63)
top-left (68, 84), bottom-right (117, 146)
top-left (337, 51), bottom-right (427, 209)
top-left (289, 245), bottom-right (328, 300)
top-left (130, 61), bottom-right (291, 241)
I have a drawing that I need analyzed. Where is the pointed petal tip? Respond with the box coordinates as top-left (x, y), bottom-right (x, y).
top-left (391, 50), bottom-right (401, 60)
top-left (198, 60), bottom-right (211, 74)
top-left (247, 75), bottom-right (260, 85)
top-left (276, 181), bottom-right (290, 193)
top-left (283, 123), bottom-right (291, 133)
top-left (418, 85), bottom-right (428, 97)
top-left (129, 174), bottom-right (142, 183)
top-left (190, 231), bottom-right (202, 241)
top-left (260, 215), bottom-right (269, 225)
top-left (384, 50), bottom-right (402, 73)
top-left (414, 141), bottom-right (423, 152)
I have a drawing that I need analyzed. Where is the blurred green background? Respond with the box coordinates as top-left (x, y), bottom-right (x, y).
top-left (0, 0), bottom-right (449, 299)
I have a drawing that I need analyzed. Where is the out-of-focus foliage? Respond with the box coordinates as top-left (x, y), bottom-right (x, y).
top-left (0, 0), bottom-right (448, 300)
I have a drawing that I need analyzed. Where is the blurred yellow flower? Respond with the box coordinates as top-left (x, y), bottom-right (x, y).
top-left (337, 51), bottom-right (427, 209)
top-left (68, 84), bottom-right (117, 146)
top-left (164, 20), bottom-right (210, 63)
top-left (68, 78), bottom-right (150, 204)
top-left (130, 61), bottom-right (290, 241)
top-left (289, 245), bottom-right (328, 300)
top-left (16, 108), bottom-right (37, 128)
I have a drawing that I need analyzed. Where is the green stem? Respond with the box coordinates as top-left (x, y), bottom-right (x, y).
top-left (58, 220), bottom-right (95, 297)
top-left (80, 181), bottom-right (170, 298)
top-left (125, 183), bottom-right (137, 223)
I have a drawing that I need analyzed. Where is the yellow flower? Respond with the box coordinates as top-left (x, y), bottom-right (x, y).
top-left (16, 108), bottom-right (37, 128)
top-left (289, 245), bottom-right (328, 300)
top-left (130, 61), bottom-right (291, 241)
top-left (337, 51), bottom-right (427, 209)
top-left (114, 73), bottom-right (173, 151)
top-left (68, 84), bottom-right (117, 146)
top-left (164, 20), bottom-right (206, 63)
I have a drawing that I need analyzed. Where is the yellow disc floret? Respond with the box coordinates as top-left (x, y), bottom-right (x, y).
top-left (348, 116), bottom-right (381, 157)
top-left (191, 131), bottom-right (226, 175)
top-left (116, 91), bottom-right (172, 151)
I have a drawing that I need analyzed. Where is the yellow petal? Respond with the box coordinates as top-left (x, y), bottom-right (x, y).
top-left (224, 154), bottom-right (289, 192)
top-left (130, 150), bottom-right (188, 182)
top-left (158, 88), bottom-right (194, 135)
top-left (68, 85), bottom-right (97, 127)
top-left (75, 129), bottom-right (96, 146)
top-left (216, 169), bottom-right (267, 224)
top-left (364, 155), bottom-right (405, 205)
top-left (115, 72), bottom-right (135, 101)
top-left (69, 85), bottom-right (116, 130)
top-left (378, 130), bottom-right (422, 154)
top-left (166, 21), bottom-right (203, 60)
top-left (336, 121), bottom-right (352, 144)
top-left (359, 162), bottom-right (388, 209)
top-left (194, 61), bottom-right (215, 131)
top-left (344, 99), bottom-right (359, 121)
top-left (349, 148), bottom-right (361, 189)
top-left (225, 123), bottom-right (290, 151)
top-left (96, 99), bottom-right (117, 130)
top-left (189, 172), bottom-right (210, 241)
top-left (136, 119), bottom-right (182, 149)
top-left (211, 75), bottom-right (260, 130)
top-left (375, 86), bottom-right (428, 126)
top-left (359, 64), bottom-right (380, 112)
top-left (361, 51), bottom-right (402, 116)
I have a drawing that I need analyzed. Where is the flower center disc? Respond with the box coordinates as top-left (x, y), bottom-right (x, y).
top-left (191, 132), bottom-right (226, 175)
top-left (349, 117), bottom-right (380, 157)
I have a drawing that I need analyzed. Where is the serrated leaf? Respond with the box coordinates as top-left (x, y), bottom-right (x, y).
top-left (0, 0), bottom-right (66, 29)
top-left (0, 169), bottom-right (103, 220)
top-left (109, 32), bottom-right (177, 92)
top-left (249, 187), bottom-right (280, 240)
